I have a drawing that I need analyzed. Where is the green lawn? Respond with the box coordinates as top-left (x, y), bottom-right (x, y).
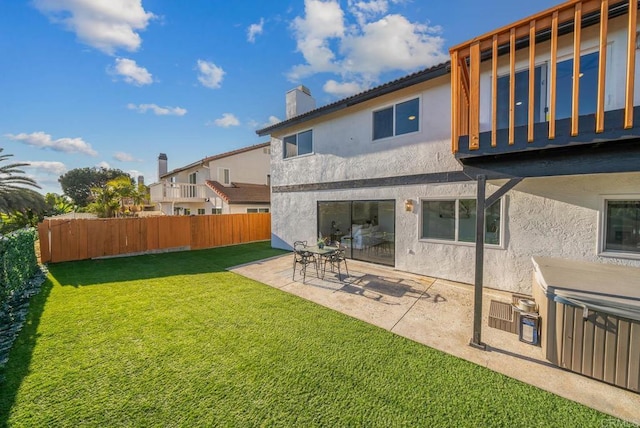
top-left (0, 242), bottom-right (623, 427)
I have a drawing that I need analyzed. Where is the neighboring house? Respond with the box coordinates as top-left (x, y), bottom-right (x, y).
top-left (149, 143), bottom-right (271, 215)
top-left (258, 0), bottom-right (640, 295)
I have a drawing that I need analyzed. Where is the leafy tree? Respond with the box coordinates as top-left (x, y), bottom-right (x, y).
top-left (58, 167), bottom-right (132, 207)
top-left (87, 175), bottom-right (135, 218)
top-left (0, 149), bottom-right (44, 214)
top-left (44, 193), bottom-right (75, 216)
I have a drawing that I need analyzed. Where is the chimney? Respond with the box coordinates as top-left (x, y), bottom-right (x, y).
top-left (158, 153), bottom-right (167, 181)
top-left (137, 175), bottom-right (144, 187)
top-left (286, 85), bottom-right (315, 119)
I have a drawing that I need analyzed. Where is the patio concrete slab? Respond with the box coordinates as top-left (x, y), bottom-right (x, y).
top-left (230, 254), bottom-right (640, 425)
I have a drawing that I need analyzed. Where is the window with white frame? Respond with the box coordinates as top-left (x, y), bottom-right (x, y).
top-left (212, 208), bottom-right (222, 214)
top-left (247, 208), bottom-right (269, 213)
top-left (373, 98), bottom-right (419, 140)
top-left (421, 198), bottom-right (502, 245)
top-left (197, 208), bottom-right (205, 215)
top-left (283, 130), bottom-right (313, 158)
top-left (218, 168), bottom-right (230, 185)
top-left (602, 197), bottom-right (640, 256)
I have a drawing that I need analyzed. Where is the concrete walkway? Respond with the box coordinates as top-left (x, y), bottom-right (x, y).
top-left (230, 254), bottom-right (640, 425)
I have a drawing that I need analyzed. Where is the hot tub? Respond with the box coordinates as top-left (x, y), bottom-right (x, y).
top-left (532, 256), bottom-right (640, 393)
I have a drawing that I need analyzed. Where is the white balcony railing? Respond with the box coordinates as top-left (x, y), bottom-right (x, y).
top-left (149, 182), bottom-right (208, 202)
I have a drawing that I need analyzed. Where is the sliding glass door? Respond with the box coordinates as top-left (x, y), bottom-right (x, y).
top-left (318, 200), bottom-right (395, 266)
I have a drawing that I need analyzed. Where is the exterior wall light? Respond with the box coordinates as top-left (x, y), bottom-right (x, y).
top-left (404, 199), bottom-right (414, 212)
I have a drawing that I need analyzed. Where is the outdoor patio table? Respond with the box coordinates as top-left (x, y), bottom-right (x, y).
top-left (303, 245), bottom-right (339, 279)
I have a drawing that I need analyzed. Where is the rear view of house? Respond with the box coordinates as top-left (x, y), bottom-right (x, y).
top-left (258, 0), bottom-right (640, 293)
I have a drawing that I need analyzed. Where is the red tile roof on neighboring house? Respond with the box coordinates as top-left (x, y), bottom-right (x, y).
top-left (205, 181), bottom-right (270, 204)
top-left (160, 142), bottom-right (270, 179)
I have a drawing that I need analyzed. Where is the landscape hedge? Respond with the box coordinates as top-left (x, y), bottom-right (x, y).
top-left (0, 228), bottom-right (38, 308)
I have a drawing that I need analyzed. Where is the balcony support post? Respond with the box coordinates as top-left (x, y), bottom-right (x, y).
top-left (470, 176), bottom-right (522, 351)
top-left (470, 174), bottom-right (487, 350)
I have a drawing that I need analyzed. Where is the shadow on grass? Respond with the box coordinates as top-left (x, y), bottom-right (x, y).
top-left (0, 278), bottom-right (53, 427)
top-left (49, 242), bottom-right (288, 287)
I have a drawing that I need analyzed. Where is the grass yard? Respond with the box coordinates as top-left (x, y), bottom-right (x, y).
top-left (0, 242), bottom-right (623, 427)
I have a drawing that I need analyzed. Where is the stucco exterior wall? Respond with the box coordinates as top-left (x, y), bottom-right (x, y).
top-left (207, 146), bottom-right (271, 185)
top-left (270, 75), bottom-right (457, 188)
top-left (272, 172), bottom-right (640, 294)
top-left (268, 20), bottom-right (640, 294)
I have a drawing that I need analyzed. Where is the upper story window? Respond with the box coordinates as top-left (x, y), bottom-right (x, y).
top-left (601, 197), bottom-right (640, 258)
top-left (497, 65), bottom-right (545, 129)
top-left (188, 172), bottom-right (196, 184)
top-left (495, 51), bottom-right (599, 129)
top-left (420, 198), bottom-right (502, 246)
top-left (218, 167), bottom-right (230, 185)
top-left (284, 130), bottom-right (313, 158)
top-left (373, 98), bottom-right (420, 140)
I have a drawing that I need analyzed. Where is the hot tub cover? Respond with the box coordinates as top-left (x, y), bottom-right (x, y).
top-left (532, 256), bottom-right (640, 322)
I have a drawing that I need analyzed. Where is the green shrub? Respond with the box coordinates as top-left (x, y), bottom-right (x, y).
top-left (0, 228), bottom-right (38, 307)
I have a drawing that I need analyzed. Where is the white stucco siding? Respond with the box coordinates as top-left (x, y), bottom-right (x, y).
top-left (478, 14), bottom-right (640, 132)
top-left (208, 147), bottom-right (270, 185)
top-left (272, 172), bottom-right (640, 294)
top-left (270, 75), bottom-right (457, 188)
top-left (166, 165), bottom-right (209, 184)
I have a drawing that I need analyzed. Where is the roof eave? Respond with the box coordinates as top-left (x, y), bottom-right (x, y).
top-left (256, 62), bottom-right (451, 136)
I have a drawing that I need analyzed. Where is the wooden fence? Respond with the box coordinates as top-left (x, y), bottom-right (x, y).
top-left (37, 213), bottom-right (271, 263)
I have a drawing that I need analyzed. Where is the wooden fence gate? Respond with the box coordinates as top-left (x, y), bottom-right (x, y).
top-left (37, 213), bottom-right (271, 263)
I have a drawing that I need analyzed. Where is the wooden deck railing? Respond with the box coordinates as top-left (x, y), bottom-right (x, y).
top-left (37, 213), bottom-right (271, 263)
top-left (450, 0), bottom-right (638, 153)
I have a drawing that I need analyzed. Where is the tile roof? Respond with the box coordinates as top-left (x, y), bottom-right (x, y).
top-left (256, 61), bottom-right (451, 136)
top-left (205, 181), bottom-right (271, 204)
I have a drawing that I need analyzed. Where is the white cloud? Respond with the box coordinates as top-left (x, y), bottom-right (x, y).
top-left (323, 79), bottom-right (366, 97)
top-left (110, 58), bottom-right (153, 85)
top-left (289, 0), bottom-right (345, 80)
top-left (5, 131), bottom-right (97, 156)
top-left (22, 161), bottom-right (67, 175)
top-left (348, 0), bottom-right (389, 27)
top-left (128, 169), bottom-right (143, 179)
top-left (341, 15), bottom-right (446, 76)
top-left (247, 18), bottom-right (264, 43)
top-left (267, 115), bottom-right (281, 125)
top-left (211, 113), bottom-right (240, 128)
top-left (127, 103), bottom-right (187, 116)
top-left (196, 60), bottom-right (225, 89)
top-left (253, 115), bottom-right (282, 129)
top-left (289, 0), bottom-right (448, 96)
top-left (97, 161), bottom-right (110, 169)
top-left (113, 151), bottom-right (138, 162)
top-left (33, 0), bottom-right (156, 55)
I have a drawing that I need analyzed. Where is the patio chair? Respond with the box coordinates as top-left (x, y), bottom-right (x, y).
top-left (323, 247), bottom-right (349, 281)
top-left (292, 241), bottom-right (318, 283)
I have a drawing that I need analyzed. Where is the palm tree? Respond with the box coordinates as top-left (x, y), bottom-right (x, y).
top-left (0, 148), bottom-right (44, 214)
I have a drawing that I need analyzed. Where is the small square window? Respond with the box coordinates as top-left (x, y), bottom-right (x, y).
top-left (284, 130), bottom-right (313, 158)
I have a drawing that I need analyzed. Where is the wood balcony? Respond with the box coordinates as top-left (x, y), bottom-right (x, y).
top-left (149, 182), bottom-right (208, 202)
top-left (450, 0), bottom-right (640, 173)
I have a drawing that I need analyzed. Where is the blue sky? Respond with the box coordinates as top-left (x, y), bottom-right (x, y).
top-left (0, 0), bottom-right (560, 194)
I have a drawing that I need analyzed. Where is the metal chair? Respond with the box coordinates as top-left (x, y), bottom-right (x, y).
top-left (323, 246), bottom-right (349, 281)
top-left (292, 241), bottom-right (318, 283)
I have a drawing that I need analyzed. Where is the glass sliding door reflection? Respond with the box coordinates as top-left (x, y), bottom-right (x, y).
top-left (351, 200), bottom-right (395, 266)
top-left (318, 201), bottom-right (351, 250)
top-left (317, 200), bottom-right (395, 266)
